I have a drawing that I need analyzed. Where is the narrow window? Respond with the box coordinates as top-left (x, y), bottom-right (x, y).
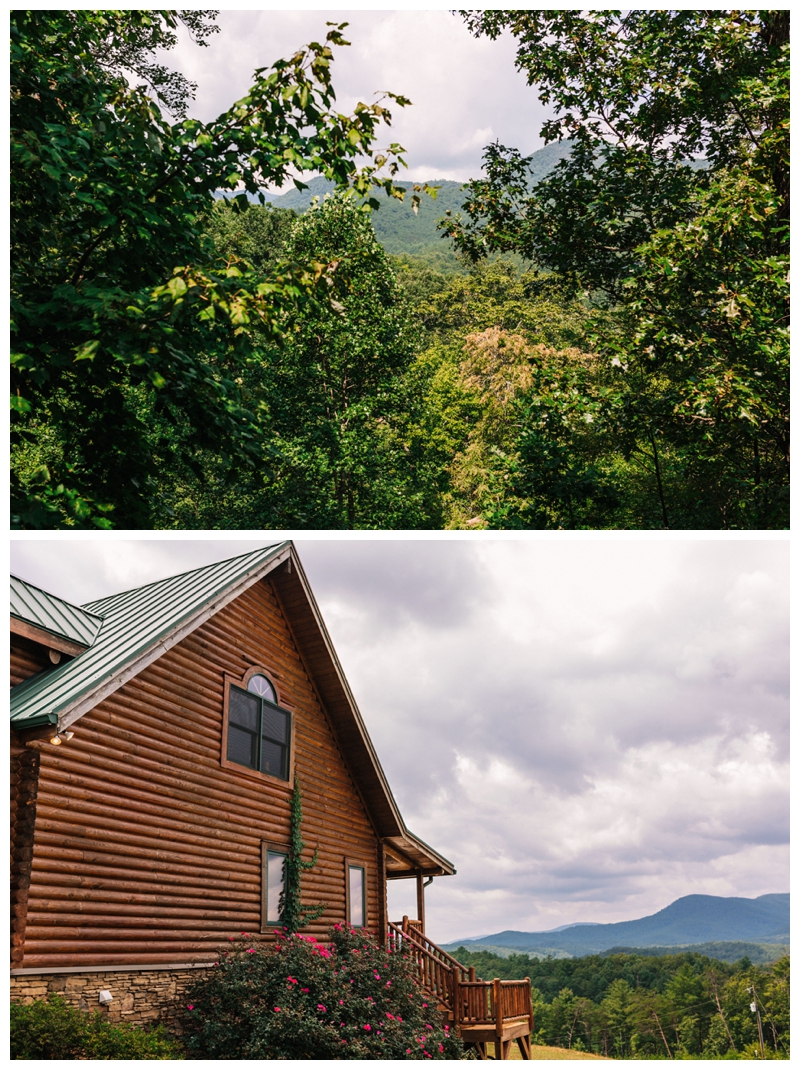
top-left (348, 865), bottom-right (365, 928)
top-left (264, 848), bottom-right (287, 927)
top-left (227, 673), bottom-right (291, 780)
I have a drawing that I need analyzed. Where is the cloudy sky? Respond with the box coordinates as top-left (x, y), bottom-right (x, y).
top-left (10, 537), bottom-right (788, 944)
top-left (164, 9), bottom-right (551, 183)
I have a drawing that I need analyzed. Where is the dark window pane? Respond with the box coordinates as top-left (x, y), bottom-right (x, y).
top-left (228, 724), bottom-right (258, 769)
top-left (230, 687), bottom-right (259, 732)
top-left (261, 738), bottom-right (287, 780)
top-left (262, 703), bottom-right (288, 744)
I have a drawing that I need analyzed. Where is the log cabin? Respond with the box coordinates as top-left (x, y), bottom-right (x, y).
top-left (10, 542), bottom-right (455, 1027)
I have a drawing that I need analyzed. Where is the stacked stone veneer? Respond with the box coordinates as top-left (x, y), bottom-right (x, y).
top-left (10, 966), bottom-right (214, 1033)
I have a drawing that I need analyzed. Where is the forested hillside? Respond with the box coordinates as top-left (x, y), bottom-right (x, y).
top-left (238, 138), bottom-right (577, 269)
top-left (450, 947), bottom-right (789, 1059)
top-left (11, 11), bottom-right (788, 529)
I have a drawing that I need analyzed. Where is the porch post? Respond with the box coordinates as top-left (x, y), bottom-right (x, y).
top-left (416, 871), bottom-right (426, 933)
top-left (377, 841), bottom-right (387, 946)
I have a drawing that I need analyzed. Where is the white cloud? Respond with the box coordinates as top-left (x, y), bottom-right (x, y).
top-left (164, 10), bottom-right (550, 182)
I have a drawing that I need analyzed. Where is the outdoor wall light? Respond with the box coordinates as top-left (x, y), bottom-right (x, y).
top-left (49, 731), bottom-right (74, 745)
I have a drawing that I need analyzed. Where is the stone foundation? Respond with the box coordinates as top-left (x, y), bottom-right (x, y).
top-left (10, 965), bottom-right (214, 1033)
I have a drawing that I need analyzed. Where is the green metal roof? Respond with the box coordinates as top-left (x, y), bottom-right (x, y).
top-left (10, 543), bottom-right (289, 731)
top-left (11, 575), bottom-right (104, 649)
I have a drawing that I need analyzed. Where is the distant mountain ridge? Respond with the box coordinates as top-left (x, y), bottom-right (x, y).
top-left (444, 894), bottom-right (789, 958)
top-left (222, 140), bottom-right (577, 267)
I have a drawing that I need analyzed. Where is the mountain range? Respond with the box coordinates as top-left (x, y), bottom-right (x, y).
top-left (228, 139), bottom-right (578, 268)
top-left (443, 894), bottom-right (789, 959)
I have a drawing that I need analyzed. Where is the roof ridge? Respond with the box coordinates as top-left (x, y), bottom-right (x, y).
top-left (82, 543), bottom-right (286, 612)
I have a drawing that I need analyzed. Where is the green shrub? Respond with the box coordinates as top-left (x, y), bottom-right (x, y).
top-left (184, 925), bottom-right (464, 1059)
top-left (10, 994), bottom-right (183, 1060)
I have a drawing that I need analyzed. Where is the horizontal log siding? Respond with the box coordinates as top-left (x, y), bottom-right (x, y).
top-left (11, 636), bottom-right (52, 686)
top-left (20, 577), bottom-right (381, 969)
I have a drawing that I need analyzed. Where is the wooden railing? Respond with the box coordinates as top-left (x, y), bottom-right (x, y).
top-left (387, 920), bottom-right (466, 1009)
top-left (454, 978), bottom-right (532, 1027)
top-left (388, 918), bottom-right (532, 1036)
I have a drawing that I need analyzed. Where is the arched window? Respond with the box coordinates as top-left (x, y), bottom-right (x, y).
top-left (225, 671), bottom-right (291, 781)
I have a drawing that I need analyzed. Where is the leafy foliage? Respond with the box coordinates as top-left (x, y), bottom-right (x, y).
top-left (183, 926), bottom-right (463, 1059)
top-left (445, 10), bottom-right (789, 529)
top-left (11, 10), bottom-right (416, 527)
top-left (10, 994), bottom-right (182, 1060)
top-left (280, 776), bottom-right (325, 934)
top-left (163, 195), bottom-right (441, 529)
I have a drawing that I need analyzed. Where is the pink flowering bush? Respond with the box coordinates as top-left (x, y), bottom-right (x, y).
top-left (183, 926), bottom-right (463, 1059)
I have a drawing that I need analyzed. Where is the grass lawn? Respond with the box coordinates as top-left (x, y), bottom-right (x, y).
top-left (486, 1041), bottom-right (610, 1060)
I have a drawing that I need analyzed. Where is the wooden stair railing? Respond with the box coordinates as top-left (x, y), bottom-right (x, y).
top-left (387, 919), bottom-right (534, 1060)
top-left (387, 920), bottom-right (467, 1011)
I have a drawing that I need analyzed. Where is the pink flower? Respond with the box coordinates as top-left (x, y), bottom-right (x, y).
top-left (339, 1000), bottom-right (344, 1005)
top-left (241, 932), bottom-right (248, 936)
top-left (287, 976), bottom-right (297, 984)
top-left (274, 1006), bottom-right (281, 1012)
top-left (301, 988), bottom-right (309, 993)
top-left (363, 1024), bottom-right (372, 1031)
top-left (187, 1004), bottom-right (194, 1011)
top-left (439, 1044), bottom-right (444, 1053)
top-left (246, 949), bottom-right (256, 954)
top-left (317, 1004), bottom-right (327, 1012)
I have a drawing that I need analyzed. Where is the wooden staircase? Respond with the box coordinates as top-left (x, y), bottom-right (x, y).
top-left (388, 916), bottom-right (533, 1060)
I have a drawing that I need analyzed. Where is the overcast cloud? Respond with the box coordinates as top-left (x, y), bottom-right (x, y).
top-left (163, 10), bottom-right (549, 184)
top-left (11, 538), bottom-right (788, 944)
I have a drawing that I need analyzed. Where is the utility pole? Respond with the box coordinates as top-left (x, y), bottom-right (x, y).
top-left (749, 985), bottom-right (765, 1059)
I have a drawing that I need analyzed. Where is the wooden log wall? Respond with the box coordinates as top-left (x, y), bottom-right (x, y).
top-left (16, 576), bottom-right (382, 969)
top-left (11, 636), bottom-right (52, 687)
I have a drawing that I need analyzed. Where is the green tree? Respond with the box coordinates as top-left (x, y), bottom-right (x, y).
top-left (599, 978), bottom-right (634, 1058)
top-left (206, 201), bottom-right (298, 277)
top-left (217, 194), bottom-right (436, 529)
top-left (11, 11), bottom-right (416, 528)
top-left (447, 10), bottom-right (789, 529)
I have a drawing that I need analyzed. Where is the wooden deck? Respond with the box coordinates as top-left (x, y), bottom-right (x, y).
top-left (388, 917), bottom-right (534, 1060)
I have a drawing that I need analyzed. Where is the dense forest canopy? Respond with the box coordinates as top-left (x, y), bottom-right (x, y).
top-left (11, 10), bottom-right (788, 529)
